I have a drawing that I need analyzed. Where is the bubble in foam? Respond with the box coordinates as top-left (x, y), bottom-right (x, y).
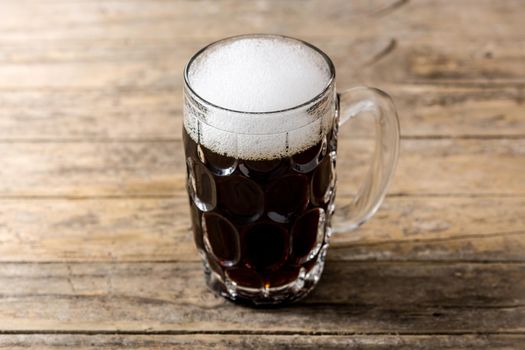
top-left (184, 36), bottom-right (335, 160)
top-left (187, 36), bottom-right (331, 113)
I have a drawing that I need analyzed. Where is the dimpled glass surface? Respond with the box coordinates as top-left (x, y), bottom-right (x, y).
top-left (184, 126), bottom-right (337, 304)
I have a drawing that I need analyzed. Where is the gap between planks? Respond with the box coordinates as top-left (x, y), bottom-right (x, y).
top-left (0, 135), bottom-right (524, 143)
top-left (0, 330), bottom-right (524, 336)
top-left (0, 193), bottom-right (522, 200)
top-left (0, 260), bottom-right (523, 265)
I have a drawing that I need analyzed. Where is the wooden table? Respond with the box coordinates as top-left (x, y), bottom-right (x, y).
top-left (0, 0), bottom-right (524, 348)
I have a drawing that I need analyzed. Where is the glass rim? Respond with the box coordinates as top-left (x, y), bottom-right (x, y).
top-left (183, 33), bottom-right (336, 115)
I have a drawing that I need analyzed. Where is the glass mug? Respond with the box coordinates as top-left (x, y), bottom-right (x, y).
top-left (183, 34), bottom-right (400, 305)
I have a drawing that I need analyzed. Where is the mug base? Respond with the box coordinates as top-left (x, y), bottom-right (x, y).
top-left (201, 245), bottom-right (327, 306)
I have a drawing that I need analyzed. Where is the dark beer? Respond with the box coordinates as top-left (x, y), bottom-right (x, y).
top-left (184, 125), bottom-right (336, 294)
top-left (183, 34), bottom-right (341, 303)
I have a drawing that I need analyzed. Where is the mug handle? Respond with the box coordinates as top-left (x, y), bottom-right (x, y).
top-left (333, 87), bottom-right (400, 233)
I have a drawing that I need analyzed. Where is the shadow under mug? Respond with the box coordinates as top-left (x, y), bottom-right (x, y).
top-left (183, 34), bottom-right (400, 305)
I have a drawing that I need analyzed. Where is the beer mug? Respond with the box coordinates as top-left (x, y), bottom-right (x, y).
top-left (183, 34), bottom-right (400, 305)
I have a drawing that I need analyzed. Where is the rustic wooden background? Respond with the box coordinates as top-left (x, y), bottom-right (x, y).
top-left (0, 0), bottom-right (524, 348)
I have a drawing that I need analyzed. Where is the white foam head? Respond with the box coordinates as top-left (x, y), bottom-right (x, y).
top-left (184, 35), bottom-right (336, 160)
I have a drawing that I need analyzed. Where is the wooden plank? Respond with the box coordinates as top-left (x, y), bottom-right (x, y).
top-left (0, 0), bottom-right (523, 41)
top-left (0, 261), bottom-right (522, 333)
top-left (0, 0), bottom-right (524, 89)
top-left (0, 196), bottom-right (523, 263)
top-left (0, 142), bottom-right (183, 197)
top-left (0, 89), bottom-right (184, 141)
top-left (0, 198), bottom-right (192, 262)
top-left (0, 34), bottom-right (523, 68)
top-left (0, 334), bottom-right (524, 349)
top-left (341, 39), bottom-right (525, 84)
top-left (383, 138), bottom-right (524, 196)
top-left (331, 196), bottom-right (525, 261)
top-left (0, 85), bottom-right (523, 141)
top-left (0, 38), bottom-right (524, 89)
top-left (0, 139), bottom-right (522, 197)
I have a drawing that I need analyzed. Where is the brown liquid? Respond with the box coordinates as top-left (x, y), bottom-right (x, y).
top-left (184, 127), bottom-right (336, 289)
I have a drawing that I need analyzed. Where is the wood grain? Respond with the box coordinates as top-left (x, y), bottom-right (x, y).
top-left (0, 139), bottom-right (522, 197)
top-left (0, 0), bottom-right (523, 41)
top-left (1, 1), bottom-right (525, 92)
top-left (0, 262), bottom-right (522, 333)
top-left (0, 38), bottom-right (524, 90)
top-left (0, 196), bottom-right (523, 262)
top-left (0, 85), bottom-right (523, 141)
top-left (0, 0), bottom-right (524, 347)
top-left (0, 334), bottom-right (524, 350)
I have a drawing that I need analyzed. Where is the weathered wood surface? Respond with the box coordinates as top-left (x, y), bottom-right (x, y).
top-left (0, 196), bottom-right (523, 262)
top-left (0, 335), bottom-right (524, 350)
top-left (0, 85), bottom-right (524, 140)
top-left (0, 0), bottom-right (524, 348)
top-left (0, 139), bottom-right (523, 197)
top-left (0, 262), bottom-right (523, 333)
top-left (0, 0), bottom-right (523, 41)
